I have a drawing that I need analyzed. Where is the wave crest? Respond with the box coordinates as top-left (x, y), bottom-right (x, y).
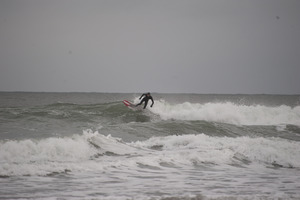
top-left (151, 100), bottom-right (300, 126)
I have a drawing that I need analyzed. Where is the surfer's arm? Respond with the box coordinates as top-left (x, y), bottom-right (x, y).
top-left (150, 97), bottom-right (154, 107)
top-left (139, 93), bottom-right (146, 100)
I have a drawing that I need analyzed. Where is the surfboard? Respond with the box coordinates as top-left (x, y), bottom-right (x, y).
top-left (122, 100), bottom-right (135, 108)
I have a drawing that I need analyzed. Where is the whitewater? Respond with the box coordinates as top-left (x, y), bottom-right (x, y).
top-left (0, 92), bottom-right (300, 200)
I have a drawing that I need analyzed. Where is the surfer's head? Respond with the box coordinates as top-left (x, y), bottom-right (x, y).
top-left (147, 92), bottom-right (150, 96)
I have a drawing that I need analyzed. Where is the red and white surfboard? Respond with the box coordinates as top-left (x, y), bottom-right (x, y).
top-left (122, 100), bottom-right (134, 107)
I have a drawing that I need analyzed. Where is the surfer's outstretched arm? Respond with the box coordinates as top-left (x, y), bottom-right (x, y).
top-left (150, 97), bottom-right (154, 107)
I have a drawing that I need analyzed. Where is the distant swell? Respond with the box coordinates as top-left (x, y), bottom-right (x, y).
top-left (150, 100), bottom-right (300, 126)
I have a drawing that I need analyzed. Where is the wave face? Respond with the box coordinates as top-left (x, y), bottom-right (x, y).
top-left (0, 93), bottom-right (300, 199)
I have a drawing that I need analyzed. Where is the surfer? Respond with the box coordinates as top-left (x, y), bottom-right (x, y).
top-left (136, 92), bottom-right (154, 109)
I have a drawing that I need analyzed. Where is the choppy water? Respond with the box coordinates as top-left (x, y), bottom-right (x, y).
top-left (0, 92), bottom-right (300, 199)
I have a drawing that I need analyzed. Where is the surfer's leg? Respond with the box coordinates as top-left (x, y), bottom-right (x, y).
top-left (136, 99), bottom-right (145, 107)
top-left (143, 100), bottom-right (148, 109)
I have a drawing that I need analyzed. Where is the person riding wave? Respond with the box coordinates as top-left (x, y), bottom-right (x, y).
top-left (136, 92), bottom-right (154, 109)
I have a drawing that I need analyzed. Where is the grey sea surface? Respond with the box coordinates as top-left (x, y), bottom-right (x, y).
top-left (0, 92), bottom-right (300, 199)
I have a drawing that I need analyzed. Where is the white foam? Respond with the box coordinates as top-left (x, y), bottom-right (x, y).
top-left (150, 100), bottom-right (300, 126)
top-left (1, 131), bottom-right (299, 176)
top-left (88, 131), bottom-right (137, 155)
top-left (132, 134), bottom-right (300, 168)
top-left (0, 130), bottom-right (143, 176)
top-left (0, 131), bottom-right (99, 176)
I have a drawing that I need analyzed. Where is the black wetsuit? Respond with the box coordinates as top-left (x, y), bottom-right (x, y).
top-left (136, 93), bottom-right (154, 109)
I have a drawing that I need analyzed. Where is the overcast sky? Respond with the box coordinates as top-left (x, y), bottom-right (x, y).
top-left (0, 0), bottom-right (299, 94)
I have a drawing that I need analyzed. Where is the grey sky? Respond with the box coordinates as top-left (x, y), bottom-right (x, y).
top-left (0, 0), bottom-right (299, 94)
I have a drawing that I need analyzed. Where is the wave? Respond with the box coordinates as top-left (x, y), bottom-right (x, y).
top-left (1, 130), bottom-right (299, 177)
top-left (2, 100), bottom-right (299, 142)
top-left (150, 100), bottom-right (300, 126)
top-left (2, 99), bottom-right (299, 127)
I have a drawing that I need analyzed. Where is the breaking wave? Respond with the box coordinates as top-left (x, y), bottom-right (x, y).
top-left (1, 130), bottom-right (299, 177)
top-left (150, 100), bottom-right (300, 126)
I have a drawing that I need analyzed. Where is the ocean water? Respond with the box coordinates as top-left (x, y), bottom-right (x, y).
top-left (0, 92), bottom-right (300, 200)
